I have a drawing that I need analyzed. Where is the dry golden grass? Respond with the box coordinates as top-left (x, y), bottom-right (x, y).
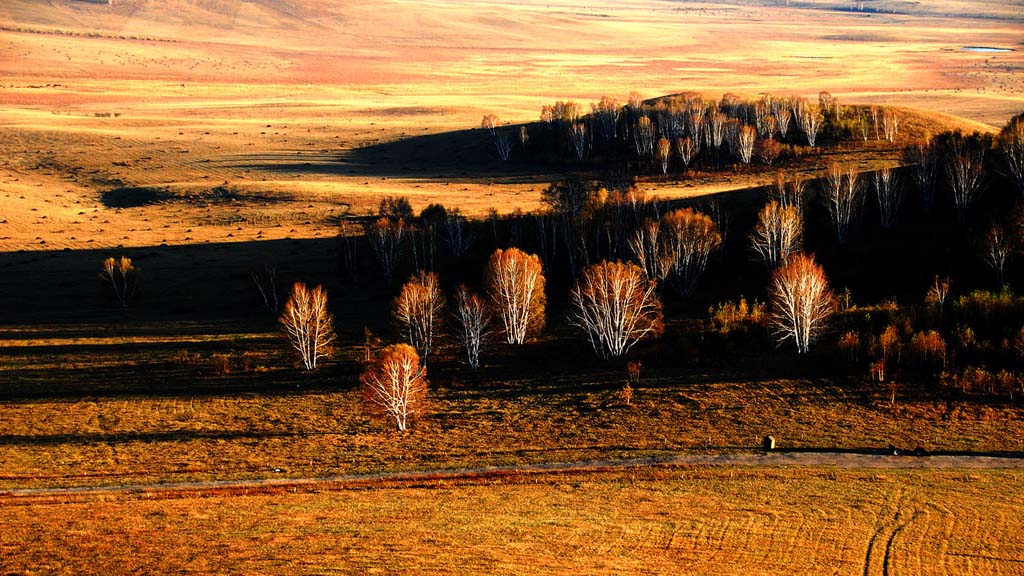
top-left (1, 0), bottom-right (1021, 255)
top-left (3, 466), bottom-right (1024, 575)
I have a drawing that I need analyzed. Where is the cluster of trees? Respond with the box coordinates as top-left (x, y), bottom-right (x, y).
top-left (92, 109), bottom-right (1024, 431)
top-left (483, 91), bottom-right (902, 173)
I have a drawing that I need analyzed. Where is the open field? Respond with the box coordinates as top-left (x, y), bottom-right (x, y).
top-left (4, 466), bottom-right (1024, 574)
top-left (1, 0), bottom-right (1022, 253)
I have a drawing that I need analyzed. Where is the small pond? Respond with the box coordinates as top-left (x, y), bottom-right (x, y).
top-left (962, 46), bottom-right (1014, 53)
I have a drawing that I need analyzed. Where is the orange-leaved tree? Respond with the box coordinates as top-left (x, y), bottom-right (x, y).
top-left (769, 253), bottom-right (835, 354)
top-left (393, 271), bottom-right (444, 358)
top-left (360, 343), bottom-right (427, 432)
top-left (279, 282), bottom-right (336, 370)
top-left (660, 208), bottom-right (721, 298)
top-left (485, 247), bottom-right (546, 345)
top-left (569, 260), bottom-right (663, 358)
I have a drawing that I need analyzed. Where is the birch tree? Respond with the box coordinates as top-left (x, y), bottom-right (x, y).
top-left (635, 116), bottom-right (656, 157)
top-left (795, 102), bottom-right (823, 147)
top-left (481, 113), bottom-right (500, 135)
top-left (494, 131), bottom-right (513, 161)
top-left (569, 122), bottom-right (591, 160)
top-left (983, 225), bottom-right (1012, 288)
top-left (769, 253), bottom-right (835, 354)
top-left (737, 125), bottom-right (757, 164)
top-left (945, 134), bottom-right (986, 223)
top-left (873, 164), bottom-right (901, 229)
top-left (656, 137), bottom-right (671, 174)
top-left (903, 139), bottom-right (937, 210)
top-left (660, 208), bottom-right (722, 297)
top-left (393, 271), bottom-right (444, 358)
top-left (486, 247), bottom-right (546, 344)
top-left (676, 136), bottom-right (697, 169)
top-left (749, 201), bottom-right (802, 269)
top-left (279, 282), bottom-right (336, 370)
top-left (451, 285), bottom-right (491, 369)
top-left (629, 218), bottom-right (671, 284)
top-left (569, 261), bottom-right (664, 358)
top-left (881, 110), bottom-right (900, 143)
top-left (99, 255), bottom-right (139, 308)
top-left (591, 96), bottom-right (621, 141)
top-left (366, 217), bottom-right (405, 282)
top-left (823, 162), bottom-right (862, 245)
top-left (998, 114), bottom-right (1024, 194)
top-left (360, 344), bottom-right (427, 432)
top-left (251, 263), bottom-right (279, 312)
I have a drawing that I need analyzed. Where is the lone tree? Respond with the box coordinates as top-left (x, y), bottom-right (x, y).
top-left (279, 282), bottom-right (336, 370)
top-left (569, 260), bottom-right (664, 358)
top-left (660, 208), bottom-right (722, 298)
top-left (749, 201), bottom-right (802, 269)
top-left (360, 344), bottom-right (427, 432)
top-left (451, 284), bottom-right (491, 369)
top-left (393, 271), bottom-right (444, 358)
top-left (99, 255), bottom-right (139, 308)
top-left (769, 253), bottom-right (835, 354)
top-left (486, 247), bottom-right (546, 345)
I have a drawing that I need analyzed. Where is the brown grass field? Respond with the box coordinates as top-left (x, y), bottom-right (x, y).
top-left (4, 467), bottom-right (1024, 574)
top-left (1, 0), bottom-right (1024, 573)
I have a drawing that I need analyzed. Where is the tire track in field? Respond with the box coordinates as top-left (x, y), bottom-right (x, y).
top-left (881, 506), bottom-right (922, 576)
top-left (863, 491), bottom-right (905, 576)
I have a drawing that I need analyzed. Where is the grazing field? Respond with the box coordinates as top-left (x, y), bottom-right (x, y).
top-left (4, 466), bottom-right (1024, 575)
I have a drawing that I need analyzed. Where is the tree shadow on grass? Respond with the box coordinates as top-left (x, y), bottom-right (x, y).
top-left (213, 125), bottom-right (566, 184)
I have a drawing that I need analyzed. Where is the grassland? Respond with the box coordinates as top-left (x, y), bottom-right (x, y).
top-left (1, 0), bottom-right (1023, 573)
top-left (4, 466), bottom-right (1024, 574)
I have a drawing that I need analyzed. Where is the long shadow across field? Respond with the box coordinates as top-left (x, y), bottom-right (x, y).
top-left (213, 124), bottom-right (562, 184)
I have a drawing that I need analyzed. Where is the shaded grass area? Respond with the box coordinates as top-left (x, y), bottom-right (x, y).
top-left (1, 321), bottom-right (1022, 491)
top-left (3, 466), bottom-right (1023, 574)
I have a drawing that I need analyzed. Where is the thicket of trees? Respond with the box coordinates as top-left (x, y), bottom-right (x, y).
top-left (481, 90), bottom-right (901, 174)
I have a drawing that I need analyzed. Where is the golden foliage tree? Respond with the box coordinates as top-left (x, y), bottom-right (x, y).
top-left (769, 253), bottom-right (835, 354)
top-left (279, 282), bottom-right (336, 370)
top-left (99, 256), bottom-right (139, 308)
top-left (569, 260), bottom-right (663, 358)
top-left (393, 271), bottom-right (444, 358)
top-left (360, 344), bottom-right (427, 432)
top-left (485, 247), bottom-right (546, 345)
top-left (660, 208), bottom-right (722, 298)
